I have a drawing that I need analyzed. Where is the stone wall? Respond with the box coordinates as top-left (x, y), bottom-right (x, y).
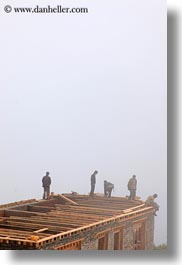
top-left (81, 236), bottom-right (98, 250)
top-left (108, 230), bottom-right (114, 250)
top-left (96, 213), bottom-right (154, 250)
top-left (123, 221), bottom-right (134, 250)
top-left (145, 214), bottom-right (155, 250)
top-left (122, 214), bottom-right (155, 250)
top-left (81, 228), bottom-right (99, 250)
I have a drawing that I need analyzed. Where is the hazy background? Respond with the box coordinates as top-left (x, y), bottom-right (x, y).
top-left (0, 0), bottom-right (166, 245)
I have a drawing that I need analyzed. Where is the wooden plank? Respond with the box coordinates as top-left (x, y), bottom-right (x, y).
top-left (0, 199), bottom-right (37, 209)
top-left (7, 215), bottom-right (87, 227)
top-left (29, 204), bottom-right (113, 219)
top-left (33, 228), bottom-right (48, 233)
top-left (4, 209), bottom-right (46, 218)
top-left (122, 204), bottom-right (145, 213)
top-left (54, 204), bottom-right (122, 215)
top-left (0, 227), bottom-right (48, 236)
top-left (0, 230), bottom-right (50, 239)
top-left (30, 215), bottom-right (101, 224)
top-left (0, 236), bottom-right (35, 243)
top-left (58, 194), bottom-right (78, 205)
top-left (47, 208), bottom-right (111, 218)
top-left (1, 220), bottom-right (69, 231)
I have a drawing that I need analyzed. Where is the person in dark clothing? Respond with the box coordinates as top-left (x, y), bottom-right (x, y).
top-left (104, 180), bottom-right (114, 198)
top-left (127, 175), bottom-right (137, 200)
top-left (42, 171), bottom-right (51, 200)
top-left (89, 170), bottom-right (98, 196)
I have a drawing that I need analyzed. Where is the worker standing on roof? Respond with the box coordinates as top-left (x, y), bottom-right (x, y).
top-left (42, 171), bottom-right (51, 200)
top-left (145, 194), bottom-right (159, 216)
top-left (89, 170), bottom-right (98, 197)
top-left (104, 180), bottom-right (114, 198)
top-left (127, 175), bottom-right (137, 200)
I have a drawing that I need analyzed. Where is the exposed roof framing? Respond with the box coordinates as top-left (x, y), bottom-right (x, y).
top-left (0, 194), bottom-right (154, 249)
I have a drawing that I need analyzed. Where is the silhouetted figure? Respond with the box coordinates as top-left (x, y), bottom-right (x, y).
top-left (104, 180), bottom-right (114, 198)
top-left (89, 170), bottom-right (98, 196)
top-left (145, 194), bottom-right (159, 216)
top-left (42, 171), bottom-right (51, 200)
top-left (127, 175), bottom-right (137, 200)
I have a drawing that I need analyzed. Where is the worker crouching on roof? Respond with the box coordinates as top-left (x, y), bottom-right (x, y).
top-left (104, 180), bottom-right (114, 198)
top-left (145, 194), bottom-right (159, 216)
top-left (42, 171), bottom-right (51, 200)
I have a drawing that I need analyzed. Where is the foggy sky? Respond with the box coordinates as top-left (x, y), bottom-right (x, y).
top-left (0, 0), bottom-right (167, 245)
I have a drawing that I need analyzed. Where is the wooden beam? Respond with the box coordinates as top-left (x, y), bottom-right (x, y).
top-left (58, 194), bottom-right (78, 205)
top-left (4, 209), bottom-right (46, 218)
top-left (33, 228), bottom-right (48, 233)
top-left (122, 204), bottom-right (145, 213)
top-left (0, 228), bottom-right (51, 238)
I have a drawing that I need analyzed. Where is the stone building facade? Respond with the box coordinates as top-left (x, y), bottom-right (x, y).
top-left (46, 213), bottom-right (154, 250)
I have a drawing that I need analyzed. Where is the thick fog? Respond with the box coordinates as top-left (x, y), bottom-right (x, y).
top-left (0, 0), bottom-right (166, 245)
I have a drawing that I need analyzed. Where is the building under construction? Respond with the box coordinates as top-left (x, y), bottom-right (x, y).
top-left (0, 194), bottom-right (156, 250)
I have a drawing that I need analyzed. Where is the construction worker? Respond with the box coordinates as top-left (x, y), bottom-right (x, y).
top-left (104, 180), bottom-right (114, 198)
top-left (42, 171), bottom-right (51, 200)
top-left (127, 175), bottom-right (137, 200)
top-left (89, 170), bottom-right (98, 196)
top-left (145, 194), bottom-right (159, 216)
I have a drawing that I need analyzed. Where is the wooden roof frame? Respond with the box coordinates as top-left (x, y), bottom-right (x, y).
top-left (0, 194), bottom-right (154, 249)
